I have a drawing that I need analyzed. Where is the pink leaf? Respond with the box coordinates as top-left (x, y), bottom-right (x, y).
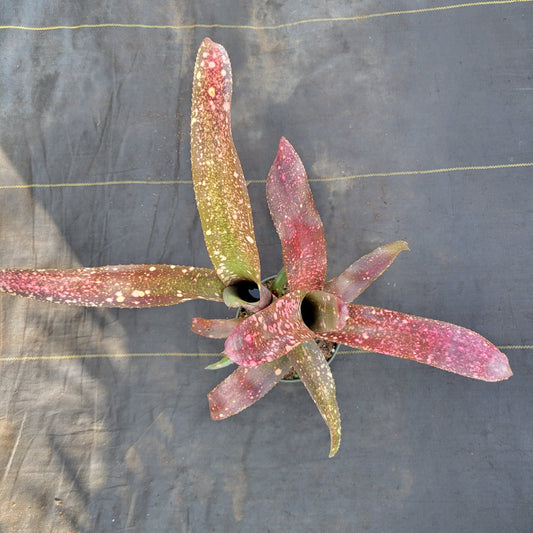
top-left (287, 340), bottom-right (341, 457)
top-left (224, 290), bottom-right (314, 366)
top-left (319, 304), bottom-right (513, 382)
top-left (267, 137), bottom-right (327, 291)
top-left (208, 356), bottom-right (292, 420)
top-left (191, 317), bottom-right (243, 338)
top-left (325, 241), bottom-right (409, 302)
top-left (0, 265), bottom-right (225, 307)
top-left (191, 38), bottom-right (261, 287)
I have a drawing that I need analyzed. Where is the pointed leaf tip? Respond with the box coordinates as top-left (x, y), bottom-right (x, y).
top-left (325, 241), bottom-right (409, 302)
top-left (267, 137), bottom-right (327, 291)
top-left (287, 341), bottom-right (341, 457)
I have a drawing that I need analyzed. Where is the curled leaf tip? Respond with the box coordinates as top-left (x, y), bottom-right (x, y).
top-left (287, 341), bottom-right (341, 457)
top-left (325, 240), bottom-right (410, 302)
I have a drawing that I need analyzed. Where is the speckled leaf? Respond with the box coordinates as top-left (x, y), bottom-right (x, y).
top-left (319, 304), bottom-right (513, 382)
top-left (287, 340), bottom-right (341, 457)
top-left (266, 137), bottom-right (327, 291)
top-left (0, 265), bottom-right (224, 307)
top-left (224, 290), bottom-right (314, 367)
top-left (191, 317), bottom-right (243, 338)
top-left (325, 241), bottom-right (409, 302)
top-left (191, 38), bottom-right (261, 287)
top-left (208, 355), bottom-right (292, 420)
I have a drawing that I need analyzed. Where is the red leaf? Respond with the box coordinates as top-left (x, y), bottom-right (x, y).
top-left (224, 290), bottom-right (314, 366)
top-left (325, 241), bottom-right (409, 302)
top-left (319, 304), bottom-right (513, 382)
top-left (0, 265), bottom-right (225, 307)
top-left (208, 356), bottom-right (292, 420)
top-left (267, 137), bottom-right (327, 291)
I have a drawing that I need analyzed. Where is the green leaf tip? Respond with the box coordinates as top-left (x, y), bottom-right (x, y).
top-left (205, 355), bottom-right (234, 370)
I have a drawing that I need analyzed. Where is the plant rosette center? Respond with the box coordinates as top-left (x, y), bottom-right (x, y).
top-left (236, 275), bottom-right (339, 382)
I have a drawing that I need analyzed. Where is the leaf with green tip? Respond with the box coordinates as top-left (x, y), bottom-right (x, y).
top-left (205, 355), bottom-right (234, 370)
top-left (287, 340), bottom-right (341, 457)
top-left (224, 290), bottom-right (314, 366)
top-left (267, 137), bottom-right (327, 291)
top-left (325, 241), bottom-right (409, 302)
top-left (208, 356), bottom-right (292, 419)
top-left (191, 38), bottom-right (261, 287)
top-left (0, 265), bottom-right (225, 307)
top-left (269, 267), bottom-right (287, 296)
top-left (318, 304), bottom-right (513, 382)
top-left (191, 317), bottom-right (243, 338)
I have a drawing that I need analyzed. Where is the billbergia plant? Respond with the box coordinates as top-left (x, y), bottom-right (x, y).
top-left (0, 38), bottom-right (512, 457)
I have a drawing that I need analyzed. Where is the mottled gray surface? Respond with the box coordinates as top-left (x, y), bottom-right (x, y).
top-left (0, 1), bottom-right (531, 532)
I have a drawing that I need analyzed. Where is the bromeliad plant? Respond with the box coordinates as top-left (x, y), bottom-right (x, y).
top-left (0, 38), bottom-right (512, 457)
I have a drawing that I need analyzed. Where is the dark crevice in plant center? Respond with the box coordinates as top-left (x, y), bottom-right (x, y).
top-left (300, 295), bottom-right (319, 330)
top-left (230, 280), bottom-right (260, 303)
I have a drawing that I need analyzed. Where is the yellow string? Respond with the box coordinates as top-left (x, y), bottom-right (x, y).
top-left (0, 345), bottom-right (529, 362)
top-left (0, 161), bottom-right (531, 190)
top-left (309, 162), bottom-right (533, 183)
top-left (498, 345), bottom-right (533, 350)
top-left (0, 180), bottom-right (190, 190)
top-left (0, 352), bottom-right (219, 362)
top-left (0, 1), bottom-right (531, 32)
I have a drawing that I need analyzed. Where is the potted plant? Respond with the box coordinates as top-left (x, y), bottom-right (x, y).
top-left (0, 38), bottom-right (512, 457)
